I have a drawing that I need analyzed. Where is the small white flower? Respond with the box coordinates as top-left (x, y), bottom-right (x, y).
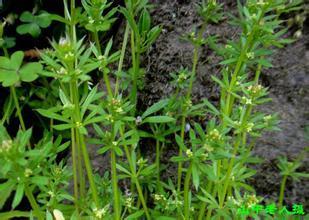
top-left (88, 16), bottom-right (95, 24)
top-left (137, 158), bottom-right (147, 166)
top-left (257, 0), bottom-right (265, 6)
top-left (59, 37), bottom-right (69, 46)
top-left (186, 149), bottom-right (193, 158)
top-left (246, 123), bottom-right (254, 132)
top-left (57, 67), bottom-right (68, 75)
top-left (48, 191), bottom-right (55, 198)
top-left (153, 194), bottom-right (164, 201)
top-left (185, 99), bottom-right (192, 107)
top-left (246, 52), bottom-right (255, 60)
top-left (98, 55), bottom-right (106, 60)
top-left (24, 168), bottom-right (33, 177)
top-left (75, 122), bottom-right (82, 127)
top-left (1, 139), bottom-right (13, 152)
top-left (135, 116), bottom-right (142, 125)
top-left (125, 197), bottom-right (133, 208)
top-left (53, 209), bottom-right (65, 220)
top-left (64, 52), bottom-right (74, 60)
top-left (115, 107), bottom-right (123, 114)
top-left (241, 96), bottom-right (252, 105)
top-left (263, 115), bottom-right (272, 121)
top-left (208, 129), bottom-right (221, 141)
top-left (251, 13), bottom-right (257, 20)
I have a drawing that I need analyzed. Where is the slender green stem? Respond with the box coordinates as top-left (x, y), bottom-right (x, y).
top-left (75, 127), bottom-right (86, 198)
top-left (130, 31), bottom-right (139, 108)
top-left (215, 15), bottom-right (265, 211)
top-left (24, 186), bottom-right (44, 220)
top-left (92, 31), bottom-right (121, 215)
top-left (70, 78), bottom-right (99, 207)
top-left (2, 48), bottom-right (26, 131)
top-left (120, 128), bottom-right (150, 219)
top-left (2, 47), bottom-right (9, 57)
top-left (206, 185), bottom-right (217, 220)
top-left (11, 86), bottom-right (26, 131)
top-left (278, 175), bottom-right (287, 208)
top-left (219, 135), bottom-right (241, 207)
top-left (184, 163), bottom-right (193, 220)
top-left (198, 182), bottom-right (213, 220)
top-left (1, 92), bottom-right (13, 125)
top-left (177, 45), bottom-right (199, 191)
top-left (115, 23), bottom-right (130, 95)
top-left (0, 211), bottom-right (30, 219)
top-left (93, 31), bottom-right (102, 54)
top-left (111, 150), bottom-right (121, 220)
top-left (103, 70), bottom-right (114, 99)
top-left (177, 25), bottom-right (206, 191)
top-left (79, 134), bottom-right (99, 206)
top-left (135, 177), bottom-right (151, 220)
top-left (70, 127), bottom-right (80, 211)
top-left (254, 63), bottom-right (263, 83)
top-left (155, 140), bottom-right (161, 192)
top-left (93, 31), bottom-right (113, 99)
top-left (177, 116), bottom-right (186, 191)
top-left (70, 0), bottom-right (76, 43)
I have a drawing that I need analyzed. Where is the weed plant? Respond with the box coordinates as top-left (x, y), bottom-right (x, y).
top-left (0, 0), bottom-right (308, 219)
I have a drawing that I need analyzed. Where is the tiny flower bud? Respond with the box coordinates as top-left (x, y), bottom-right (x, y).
top-left (185, 123), bottom-right (191, 133)
top-left (136, 116), bottom-right (142, 125)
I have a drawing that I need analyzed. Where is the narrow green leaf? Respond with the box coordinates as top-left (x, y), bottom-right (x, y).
top-left (53, 123), bottom-right (73, 131)
top-left (138, 9), bottom-right (151, 33)
top-left (116, 164), bottom-right (131, 175)
top-left (126, 210), bottom-right (144, 220)
top-left (0, 180), bottom-right (15, 209)
top-left (142, 116), bottom-right (175, 124)
top-left (36, 109), bottom-right (70, 123)
top-left (192, 163), bottom-right (199, 190)
top-left (12, 184), bottom-right (24, 209)
top-left (141, 99), bottom-right (168, 118)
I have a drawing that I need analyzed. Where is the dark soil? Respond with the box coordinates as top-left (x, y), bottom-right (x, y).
top-left (99, 0), bottom-right (309, 209)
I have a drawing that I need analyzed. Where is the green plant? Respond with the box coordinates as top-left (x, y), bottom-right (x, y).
top-left (119, 0), bottom-right (161, 108)
top-left (0, 0), bottom-right (307, 219)
top-left (16, 11), bottom-right (52, 37)
top-left (0, 125), bottom-right (69, 220)
top-left (277, 153), bottom-right (309, 208)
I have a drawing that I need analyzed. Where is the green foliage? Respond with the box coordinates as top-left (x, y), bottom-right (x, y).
top-left (277, 155), bottom-right (309, 181)
top-left (0, 51), bottom-right (42, 87)
top-left (81, 0), bottom-right (117, 33)
top-left (0, 125), bottom-right (69, 211)
top-left (16, 11), bottom-right (52, 37)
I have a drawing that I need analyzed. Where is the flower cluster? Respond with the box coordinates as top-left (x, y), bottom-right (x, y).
top-left (0, 139), bottom-right (13, 153)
